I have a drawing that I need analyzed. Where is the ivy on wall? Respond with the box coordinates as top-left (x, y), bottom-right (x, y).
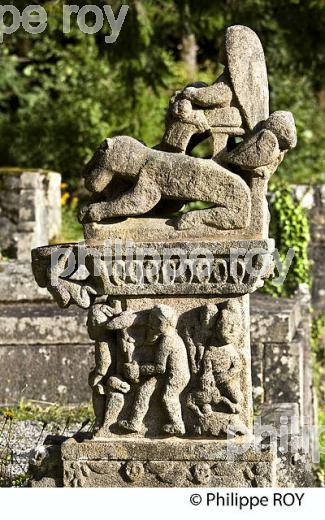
top-left (262, 182), bottom-right (311, 297)
top-left (311, 312), bottom-right (325, 402)
top-left (311, 312), bottom-right (325, 482)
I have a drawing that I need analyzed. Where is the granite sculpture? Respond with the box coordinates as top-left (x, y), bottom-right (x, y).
top-left (31, 24), bottom-right (297, 487)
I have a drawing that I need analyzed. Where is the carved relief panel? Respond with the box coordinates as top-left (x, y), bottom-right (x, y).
top-left (87, 296), bottom-right (251, 439)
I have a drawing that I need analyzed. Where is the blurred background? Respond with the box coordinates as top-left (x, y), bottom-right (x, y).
top-left (1, 1), bottom-right (325, 183)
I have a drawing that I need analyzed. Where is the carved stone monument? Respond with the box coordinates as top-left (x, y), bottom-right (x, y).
top-left (31, 25), bottom-right (297, 487)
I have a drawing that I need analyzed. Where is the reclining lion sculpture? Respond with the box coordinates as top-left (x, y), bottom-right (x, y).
top-left (79, 25), bottom-right (296, 231)
top-left (79, 135), bottom-right (251, 230)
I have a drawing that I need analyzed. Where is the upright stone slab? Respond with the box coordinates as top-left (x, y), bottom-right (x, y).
top-left (31, 25), bottom-right (297, 487)
top-left (0, 168), bottom-right (61, 260)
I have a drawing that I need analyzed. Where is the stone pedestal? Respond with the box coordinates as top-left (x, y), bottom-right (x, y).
top-left (31, 236), bottom-right (274, 486)
top-left (61, 437), bottom-right (276, 487)
top-left (30, 434), bottom-right (277, 488)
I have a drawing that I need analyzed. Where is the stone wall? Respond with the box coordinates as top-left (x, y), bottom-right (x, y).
top-left (0, 169), bottom-right (61, 261)
top-left (0, 168), bottom-right (67, 403)
top-left (251, 293), bottom-right (316, 428)
top-left (0, 303), bottom-right (92, 403)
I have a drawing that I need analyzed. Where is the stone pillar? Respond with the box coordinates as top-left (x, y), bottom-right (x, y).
top-left (31, 25), bottom-right (298, 487)
top-left (0, 169), bottom-right (61, 261)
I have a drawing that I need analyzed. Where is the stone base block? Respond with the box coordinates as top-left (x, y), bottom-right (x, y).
top-left (31, 436), bottom-right (277, 488)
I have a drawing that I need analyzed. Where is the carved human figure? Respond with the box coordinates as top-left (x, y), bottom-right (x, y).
top-left (184, 303), bottom-right (219, 375)
top-left (119, 304), bottom-right (191, 436)
top-left (87, 300), bottom-right (122, 431)
top-left (201, 344), bottom-right (242, 412)
top-left (160, 25), bottom-right (296, 168)
top-left (87, 300), bottom-right (139, 437)
top-left (186, 348), bottom-right (242, 433)
top-left (160, 71), bottom-right (242, 156)
top-left (206, 299), bottom-right (244, 409)
top-left (187, 300), bottom-right (247, 436)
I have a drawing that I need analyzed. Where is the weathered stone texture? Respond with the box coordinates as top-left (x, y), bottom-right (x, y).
top-left (31, 436), bottom-right (276, 488)
top-left (250, 293), bottom-right (316, 429)
top-left (250, 293), bottom-right (302, 343)
top-left (0, 343), bottom-right (93, 404)
top-left (263, 339), bottom-right (304, 410)
top-left (0, 293), bottom-right (315, 429)
top-left (80, 25), bottom-right (295, 241)
top-left (0, 304), bottom-right (92, 403)
top-left (0, 169), bottom-right (61, 261)
top-left (27, 24), bottom-right (303, 487)
top-left (0, 261), bottom-right (51, 302)
top-left (0, 304), bottom-right (90, 345)
top-left (259, 403), bottom-right (316, 487)
top-left (31, 240), bottom-right (274, 302)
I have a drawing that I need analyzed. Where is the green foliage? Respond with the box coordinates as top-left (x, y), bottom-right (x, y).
top-left (0, 2), bottom-right (111, 183)
top-left (0, 399), bottom-right (93, 425)
top-left (59, 206), bottom-right (83, 243)
top-left (0, 1), bottom-right (183, 181)
top-left (1, 1), bottom-right (325, 185)
top-left (9, 473), bottom-right (30, 487)
top-left (263, 182), bottom-right (311, 297)
top-left (0, 399), bottom-right (94, 487)
top-left (270, 74), bottom-right (325, 184)
top-left (319, 410), bottom-right (325, 483)
top-left (311, 312), bottom-right (325, 357)
top-left (311, 312), bottom-right (325, 403)
top-left (311, 313), bottom-right (325, 483)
